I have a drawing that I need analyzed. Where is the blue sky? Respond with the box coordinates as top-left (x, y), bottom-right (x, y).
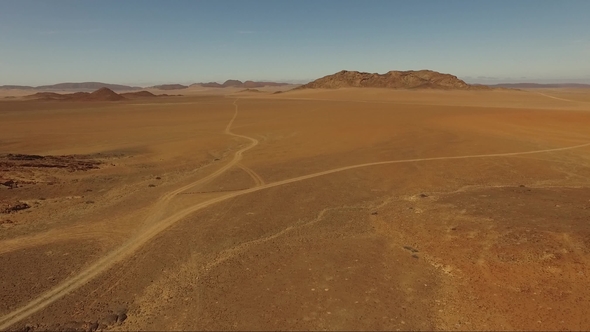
top-left (1, 0), bottom-right (589, 86)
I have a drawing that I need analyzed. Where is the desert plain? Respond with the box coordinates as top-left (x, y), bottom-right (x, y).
top-left (1, 87), bottom-right (590, 331)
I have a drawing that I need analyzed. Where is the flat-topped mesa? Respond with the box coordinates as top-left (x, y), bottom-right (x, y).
top-left (299, 70), bottom-right (489, 90)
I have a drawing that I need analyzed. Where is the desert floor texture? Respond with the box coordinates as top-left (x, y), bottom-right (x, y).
top-left (1, 88), bottom-right (590, 331)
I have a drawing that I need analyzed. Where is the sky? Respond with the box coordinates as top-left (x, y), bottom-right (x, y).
top-left (0, 0), bottom-right (589, 86)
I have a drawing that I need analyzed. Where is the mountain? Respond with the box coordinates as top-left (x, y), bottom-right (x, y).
top-left (222, 80), bottom-right (243, 87)
top-left (149, 84), bottom-right (188, 90)
top-left (487, 83), bottom-right (590, 89)
top-left (25, 88), bottom-right (126, 101)
top-left (196, 82), bottom-right (224, 88)
top-left (242, 80), bottom-right (288, 88)
top-left (191, 80), bottom-right (292, 88)
top-left (299, 70), bottom-right (488, 90)
top-left (1, 82), bottom-right (141, 91)
top-left (0, 85), bottom-right (35, 90)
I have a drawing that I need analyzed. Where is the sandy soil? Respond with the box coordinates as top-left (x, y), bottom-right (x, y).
top-left (1, 88), bottom-right (589, 331)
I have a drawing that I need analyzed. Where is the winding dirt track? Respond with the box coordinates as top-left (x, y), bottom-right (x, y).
top-left (1, 99), bottom-right (589, 329)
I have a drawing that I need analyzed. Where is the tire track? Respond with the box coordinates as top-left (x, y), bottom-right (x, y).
top-left (1, 108), bottom-right (589, 328)
top-left (530, 91), bottom-right (577, 103)
top-left (238, 163), bottom-right (265, 186)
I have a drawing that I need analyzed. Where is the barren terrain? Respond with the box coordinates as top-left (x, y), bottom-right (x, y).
top-left (1, 88), bottom-right (590, 331)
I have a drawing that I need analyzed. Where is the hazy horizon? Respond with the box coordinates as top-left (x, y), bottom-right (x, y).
top-left (1, 0), bottom-right (589, 86)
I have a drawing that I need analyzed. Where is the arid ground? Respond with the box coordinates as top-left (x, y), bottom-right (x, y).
top-left (1, 88), bottom-right (590, 331)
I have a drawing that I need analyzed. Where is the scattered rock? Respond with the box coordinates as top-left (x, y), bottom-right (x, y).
top-left (88, 322), bottom-right (99, 332)
top-left (1, 179), bottom-right (18, 189)
top-left (403, 245), bottom-right (419, 253)
top-left (1, 201), bottom-right (30, 214)
top-left (155, 176), bottom-right (161, 180)
top-left (0, 153), bottom-right (101, 172)
top-left (6, 154), bottom-right (44, 161)
top-left (412, 254), bottom-right (419, 259)
top-left (99, 314), bottom-right (118, 326)
top-left (117, 313), bottom-right (127, 323)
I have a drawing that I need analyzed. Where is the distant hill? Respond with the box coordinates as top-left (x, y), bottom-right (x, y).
top-left (25, 88), bottom-right (126, 101)
top-left (191, 80), bottom-right (291, 88)
top-left (222, 80), bottom-right (243, 87)
top-left (120, 91), bottom-right (158, 98)
top-left (0, 85), bottom-right (35, 90)
top-left (197, 82), bottom-right (224, 88)
top-left (1, 82), bottom-right (141, 92)
top-left (85, 87), bottom-right (126, 101)
top-left (149, 84), bottom-right (188, 90)
top-left (24, 88), bottom-right (177, 101)
top-left (488, 83), bottom-right (590, 89)
top-left (299, 70), bottom-right (489, 90)
top-left (36, 82), bottom-right (141, 91)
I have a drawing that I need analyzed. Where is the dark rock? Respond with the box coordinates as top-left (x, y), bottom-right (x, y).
top-left (371, 211), bottom-right (378, 215)
top-left (1, 202), bottom-right (30, 214)
top-left (403, 245), bottom-right (419, 253)
top-left (1, 180), bottom-right (17, 189)
top-left (100, 314), bottom-right (118, 326)
top-left (88, 322), bottom-right (99, 332)
top-left (117, 313), bottom-right (127, 323)
top-left (7, 154), bottom-right (44, 161)
top-left (419, 193), bottom-right (428, 198)
top-left (148, 184), bottom-right (156, 187)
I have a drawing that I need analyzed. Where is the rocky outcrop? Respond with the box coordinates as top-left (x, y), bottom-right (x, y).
top-left (299, 70), bottom-right (489, 90)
